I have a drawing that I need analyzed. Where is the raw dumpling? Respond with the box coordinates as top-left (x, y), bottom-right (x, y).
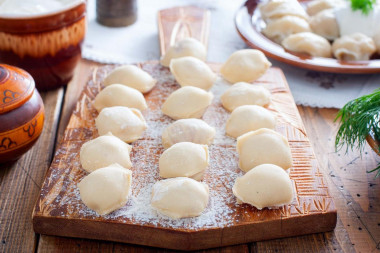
top-left (237, 128), bottom-right (292, 172)
top-left (161, 86), bottom-right (213, 120)
top-left (309, 9), bottom-right (340, 40)
top-left (232, 164), bottom-right (293, 209)
top-left (375, 32), bottom-right (380, 54)
top-left (93, 84), bottom-right (147, 112)
top-left (103, 65), bottom-right (157, 93)
top-left (262, 16), bottom-right (311, 44)
top-left (80, 135), bottom-right (132, 173)
top-left (160, 38), bottom-right (207, 67)
top-left (259, 0), bottom-right (309, 22)
top-left (226, 105), bottom-right (276, 138)
top-left (170, 56), bottom-right (216, 90)
top-left (282, 32), bottom-right (332, 58)
top-left (78, 164), bottom-right (132, 215)
top-left (151, 177), bottom-right (209, 219)
top-left (306, 0), bottom-right (344, 16)
top-left (221, 82), bottom-right (271, 112)
top-left (159, 142), bottom-right (209, 180)
top-left (332, 33), bottom-right (376, 61)
top-left (220, 49), bottom-right (272, 83)
top-left (162, 118), bottom-right (215, 148)
top-left (95, 106), bottom-right (147, 143)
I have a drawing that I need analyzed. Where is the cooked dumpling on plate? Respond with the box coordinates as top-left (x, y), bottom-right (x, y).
top-left (221, 82), bottom-right (271, 112)
top-left (259, 0), bottom-right (309, 22)
top-left (151, 177), bottom-right (209, 219)
top-left (159, 142), bottom-right (209, 181)
top-left (103, 65), bottom-right (156, 93)
top-left (226, 105), bottom-right (276, 139)
top-left (309, 9), bottom-right (340, 40)
top-left (160, 38), bottom-right (207, 67)
top-left (78, 164), bottom-right (132, 215)
top-left (374, 32), bottom-right (380, 54)
top-left (262, 15), bottom-right (311, 44)
top-left (306, 0), bottom-right (344, 16)
top-left (95, 106), bottom-right (147, 143)
top-left (80, 134), bottom-right (132, 173)
top-left (162, 118), bottom-right (215, 149)
top-left (220, 49), bottom-right (271, 83)
top-left (161, 86), bottom-right (213, 120)
top-left (332, 33), bottom-right (376, 61)
top-left (281, 32), bottom-right (332, 58)
top-left (93, 84), bottom-right (147, 112)
top-left (169, 56), bottom-right (216, 90)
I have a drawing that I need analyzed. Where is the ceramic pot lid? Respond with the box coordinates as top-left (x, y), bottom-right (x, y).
top-left (0, 64), bottom-right (35, 114)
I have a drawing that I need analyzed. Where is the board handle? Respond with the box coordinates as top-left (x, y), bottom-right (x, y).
top-left (157, 6), bottom-right (210, 56)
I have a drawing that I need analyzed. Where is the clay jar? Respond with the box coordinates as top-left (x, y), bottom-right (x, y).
top-left (0, 64), bottom-right (45, 163)
top-left (0, 1), bottom-right (86, 91)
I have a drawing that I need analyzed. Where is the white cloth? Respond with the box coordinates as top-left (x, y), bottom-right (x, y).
top-left (82, 0), bottom-right (380, 108)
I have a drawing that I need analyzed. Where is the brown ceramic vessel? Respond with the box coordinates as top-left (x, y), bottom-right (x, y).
top-left (0, 1), bottom-right (87, 91)
top-left (0, 64), bottom-right (45, 163)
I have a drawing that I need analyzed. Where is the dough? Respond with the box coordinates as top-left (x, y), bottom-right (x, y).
top-left (159, 142), bottom-right (208, 180)
top-left (162, 118), bottom-right (215, 149)
top-left (78, 164), bottom-right (132, 215)
top-left (161, 86), bottom-right (213, 120)
top-left (226, 105), bottom-right (276, 138)
top-left (309, 9), bottom-right (340, 40)
top-left (232, 164), bottom-right (293, 209)
top-left (93, 84), bottom-right (147, 112)
top-left (160, 38), bottom-right (207, 67)
top-left (375, 32), bottom-right (380, 54)
top-left (151, 177), bottom-right (209, 219)
top-left (103, 65), bottom-right (157, 93)
top-left (221, 82), bottom-right (271, 112)
top-left (306, 0), bottom-right (344, 16)
top-left (95, 106), bottom-right (147, 143)
top-left (237, 128), bottom-right (292, 172)
top-left (80, 134), bottom-right (132, 173)
top-left (262, 16), bottom-right (311, 44)
top-left (170, 56), bottom-right (217, 90)
top-left (282, 32), bottom-right (332, 58)
top-left (259, 0), bottom-right (309, 22)
top-left (332, 33), bottom-right (376, 61)
top-left (220, 49), bottom-right (272, 83)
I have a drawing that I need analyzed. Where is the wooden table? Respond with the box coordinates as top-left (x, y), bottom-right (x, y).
top-left (1, 59), bottom-right (379, 253)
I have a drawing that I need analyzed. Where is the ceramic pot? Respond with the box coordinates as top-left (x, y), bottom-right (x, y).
top-left (0, 64), bottom-right (45, 163)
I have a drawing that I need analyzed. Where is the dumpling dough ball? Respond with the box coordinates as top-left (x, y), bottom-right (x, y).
top-left (221, 82), bottom-right (271, 112)
top-left (237, 128), bottom-right (292, 172)
top-left (332, 33), bottom-right (376, 61)
top-left (160, 38), bottom-right (207, 67)
top-left (374, 32), bottom-right (380, 54)
top-left (306, 0), bottom-right (344, 16)
top-left (259, 0), bottom-right (309, 22)
top-left (80, 135), bottom-right (132, 173)
top-left (170, 56), bottom-right (217, 90)
top-left (95, 106), bottom-right (147, 143)
top-left (226, 105), bottom-right (275, 138)
top-left (93, 84), bottom-right (147, 112)
top-left (103, 65), bottom-right (157, 93)
top-left (220, 49), bottom-right (272, 83)
top-left (162, 86), bottom-right (213, 120)
top-left (309, 9), bottom-right (339, 40)
top-left (282, 32), bottom-right (332, 58)
top-left (78, 164), bottom-right (132, 215)
top-left (232, 164), bottom-right (293, 209)
top-left (151, 177), bottom-right (209, 219)
top-left (262, 16), bottom-right (311, 44)
top-left (162, 119), bottom-right (215, 149)
top-left (159, 142), bottom-right (209, 181)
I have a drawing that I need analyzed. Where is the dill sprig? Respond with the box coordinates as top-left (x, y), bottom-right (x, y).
top-left (350, 0), bottom-right (377, 15)
top-left (335, 88), bottom-right (380, 176)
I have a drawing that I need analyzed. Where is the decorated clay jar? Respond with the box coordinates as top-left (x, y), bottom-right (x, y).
top-left (0, 64), bottom-right (45, 163)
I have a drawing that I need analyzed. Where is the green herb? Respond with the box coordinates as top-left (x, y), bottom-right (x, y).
top-left (350, 0), bottom-right (377, 15)
top-left (335, 88), bottom-right (380, 177)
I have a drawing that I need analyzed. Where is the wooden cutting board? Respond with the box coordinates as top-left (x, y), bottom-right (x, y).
top-left (32, 6), bottom-right (337, 251)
